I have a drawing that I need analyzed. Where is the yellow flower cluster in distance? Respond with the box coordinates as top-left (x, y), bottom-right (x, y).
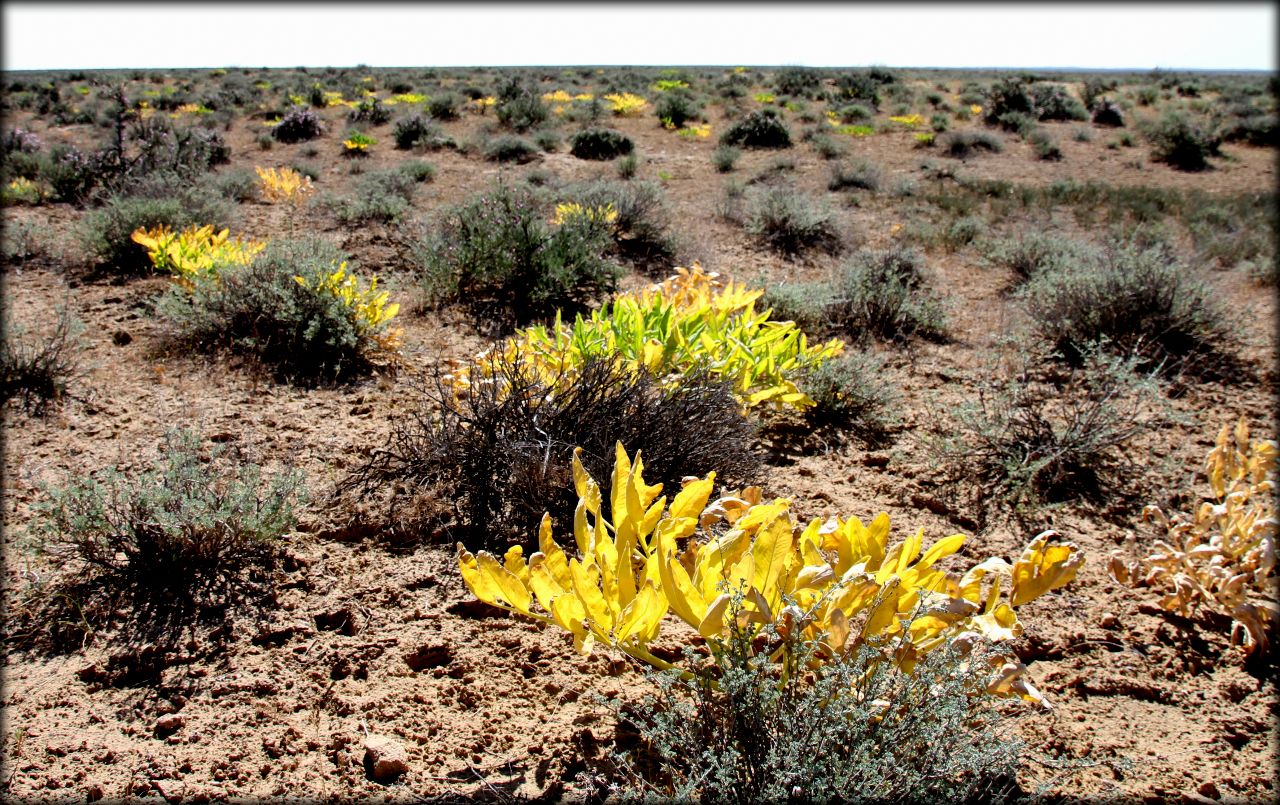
top-left (604, 92), bottom-right (647, 117)
top-left (385, 92), bottom-right (428, 106)
top-left (255, 166), bottom-right (314, 204)
top-left (131, 225), bottom-right (265, 289)
top-left (469, 96), bottom-right (497, 114)
top-left (458, 442), bottom-right (1084, 704)
top-left (677, 123), bottom-right (712, 139)
top-left (653, 79), bottom-right (689, 92)
top-left (551, 202), bottom-right (619, 227)
top-left (833, 124), bottom-right (876, 137)
top-left (889, 114), bottom-right (926, 127)
top-left (3, 177), bottom-right (41, 205)
top-left (754, 92), bottom-right (776, 104)
top-left (970, 104), bottom-right (983, 116)
top-left (450, 263), bottom-right (845, 413)
top-left (542, 90), bottom-right (574, 104)
top-left (342, 132), bottom-right (376, 154)
top-left (293, 262), bottom-right (401, 348)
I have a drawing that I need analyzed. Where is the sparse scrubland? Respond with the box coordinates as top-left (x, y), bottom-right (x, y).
top-left (2, 63), bottom-right (1275, 803)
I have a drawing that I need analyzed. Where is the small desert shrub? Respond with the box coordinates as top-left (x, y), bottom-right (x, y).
top-left (483, 135), bottom-right (540, 163)
top-left (831, 245), bottom-right (947, 342)
top-left (204, 166), bottom-right (259, 202)
top-left (1027, 129), bottom-right (1062, 161)
top-left (569, 127), bottom-right (634, 160)
top-left (27, 428), bottom-right (303, 611)
top-left (158, 237), bottom-right (399, 383)
top-left (654, 90), bottom-right (702, 129)
top-left (982, 77), bottom-right (1036, 124)
top-left (808, 133), bottom-right (845, 160)
top-left (932, 349), bottom-right (1162, 517)
top-left (417, 183), bottom-right (620, 331)
top-left (983, 231), bottom-right (1098, 287)
top-left (1, 306), bottom-right (83, 415)
top-left (827, 158), bottom-right (882, 192)
top-left (39, 145), bottom-right (103, 204)
top-left (342, 355), bottom-right (759, 549)
top-left (743, 185), bottom-right (841, 257)
top-left (533, 129), bottom-right (561, 153)
top-left (834, 71), bottom-right (883, 108)
top-left (832, 103), bottom-right (874, 123)
top-left (615, 153), bottom-right (639, 179)
top-left (1144, 112), bottom-right (1221, 171)
top-left (598, 609), bottom-right (1022, 804)
top-left (720, 109), bottom-right (792, 149)
top-left (347, 97), bottom-right (391, 125)
top-left (1031, 84), bottom-right (1088, 122)
top-left (1019, 239), bottom-right (1234, 374)
top-left (392, 113), bottom-right (454, 150)
top-left (80, 188), bottom-right (231, 274)
top-left (942, 215), bottom-right (986, 251)
top-left (495, 81), bottom-right (550, 132)
top-left (939, 130), bottom-right (1003, 158)
top-left (1091, 99), bottom-right (1125, 127)
top-left (712, 144), bottom-right (741, 172)
top-left (800, 350), bottom-right (900, 443)
top-left (272, 107), bottom-right (324, 143)
top-left (326, 167), bottom-right (418, 223)
top-left (562, 179), bottom-right (679, 271)
top-left (774, 65), bottom-right (824, 98)
top-left (426, 93), bottom-right (461, 121)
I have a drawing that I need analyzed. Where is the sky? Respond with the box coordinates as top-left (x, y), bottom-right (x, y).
top-left (3, 2), bottom-right (1275, 73)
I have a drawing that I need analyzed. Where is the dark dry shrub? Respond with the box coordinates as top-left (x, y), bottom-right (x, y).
top-left (39, 145), bottom-right (100, 204)
top-left (1031, 84), bottom-right (1088, 121)
top-left (426, 93), bottom-right (461, 121)
top-left (800, 350), bottom-right (900, 444)
top-left (158, 237), bottom-right (394, 384)
top-left (774, 65), bottom-right (824, 98)
top-left (982, 77), bottom-right (1035, 125)
top-left (417, 182), bottom-right (620, 332)
top-left (272, 107), bottom-right (324, 143)
top-left (596, 609), bottom-right (1022, 805)
top-left (995, 110), bottom-right (1036, 136)
top-left (1144, 111), bottom-right (1221, 171)
top-left (495, 80), bottom-right (549, 132)
top-left (720, 109), bottom-right (792, 149)
top-left (833, 71), bottom-right (882, 108)
top-left (1081, 77), bottom-right (1117, 110)
top-left (341, 355), bottom-right (760, 550)
top-left (808, 132), bottom-right (846, 160)
top-left (347, 97), bottom-right (391, 125)
top-left (569, 127), bottom-right (634, 160)
top-left (654, 90), bottom-right (701, 129)
top-left (562, 179), bottom-right (679, 271)
top-left (79, 185), bottom-right (232, 274)
top-left (932, 348), bottom-right (1162, 518)
top-left (1019, 239), bottom-right (1234, 375)
top-left (939, 130), bottom-right (1003, 158)
top-left (1091, 99), bottom-right (1125, 127)
top-left (1, 306), bottom-right (83, 415)
top-left (827, 158), bottom-right (882, 192)
top-left (832, 245), bottom-right (947, 343)
top-left (744, 185), bottom-right (842, 258)
top-left (1027, 129), bottom-right (1063, 161)
top-left (27, 428), bottom-right (303, 619)
top-left (484, 135), bottom-right (540, 164)
top-left (392, 113), bottom-right (453, 150)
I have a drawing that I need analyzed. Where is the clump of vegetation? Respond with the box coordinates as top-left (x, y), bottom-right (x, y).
top-left (827, 158), bottom-right (883, 192)
top-left (773, 65), bottom-right (824, 98)
top-left (392, 113), bottom-right (454, 150)
top-left (983, 231), bottom-right (1099, 288)
top-left (1019, 239), bottom-right (1235, 375)
top-left (416, 182), bottom-right (620, 332)
top-left (935, 347), bottom-right (1163, 523)
top-left (743, 185), bottom-right (842, 257)
top-left (343, 355), bottom-right (759, 549)
top-left (939, 130), bottom-right (1003, 158)
top-left (1111, 418), bottom-right (1277, 658)
top-left (272, 107), bottom-right (324, 143)
top-left (599, 621), bottom-right (1024, 804)
top-left (1030, 84), bottom-right (1088, 122)
top-left (1, 306), bottom-right (83, 415)
top-left (158, 236), bottom-right (401, 384)
top-left (325, 165), bottom-right (423, 223)
top-left (483, 135), bottom-right (540, 164)
top-left (654, 90), bottom-right (702, 129)
top-left (569, 127), bottom-right (634, 161)
top-left (799, 350), bottom-right (900, 444)
top-left (711, 144), bottom-right (741, 172)
top-left (720, 109), bottom-right (792, 149)
top-left (495, 78), bottom-right (550, 132)
top-left (26, 428), bottom-right (304, 622)
top-left (1144, 111), bottom-right (1221, 171)
top-left (347, 97), bottom-right (391, 125)
top-left (79, 186), bottom-right (232, 274)
top-left (561, 179), bottom-right (679, 271)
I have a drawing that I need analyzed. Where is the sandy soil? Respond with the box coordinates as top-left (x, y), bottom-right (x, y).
top-left (2, 72), bottom-right (1277, 803)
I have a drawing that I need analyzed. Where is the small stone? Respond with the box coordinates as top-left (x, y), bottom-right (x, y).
top-left (154, 714), bottom-right (185, 735)
top-left (112, 330), bottom-right (132, 346)
top-left (364, 734), bottom-right (408, 782)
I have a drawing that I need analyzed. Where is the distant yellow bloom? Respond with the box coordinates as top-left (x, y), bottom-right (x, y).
top-left (971, 104), bottom-right (983, 116)
top-left (552, 202), bottom-right (618, 227)
top-left (604, 92), bottom-right (647, 117)
top-left (256, 166), bottom-right (314, 204)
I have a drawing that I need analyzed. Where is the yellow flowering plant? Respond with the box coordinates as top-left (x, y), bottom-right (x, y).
top-left (552, 202), bottom-right (619, 227)
top-left (293, 261), bottom-right (402, 349)
top-left (255, 166), bottom-right (314, 204)
top-left (458, 442), bottom-right (1083, 704)
top-left (131, 225), bottom-right (265, 289)
top-left (604, 92), bottom-right (647, 117)
top-left (342, 131), bottom-right (377, 155)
